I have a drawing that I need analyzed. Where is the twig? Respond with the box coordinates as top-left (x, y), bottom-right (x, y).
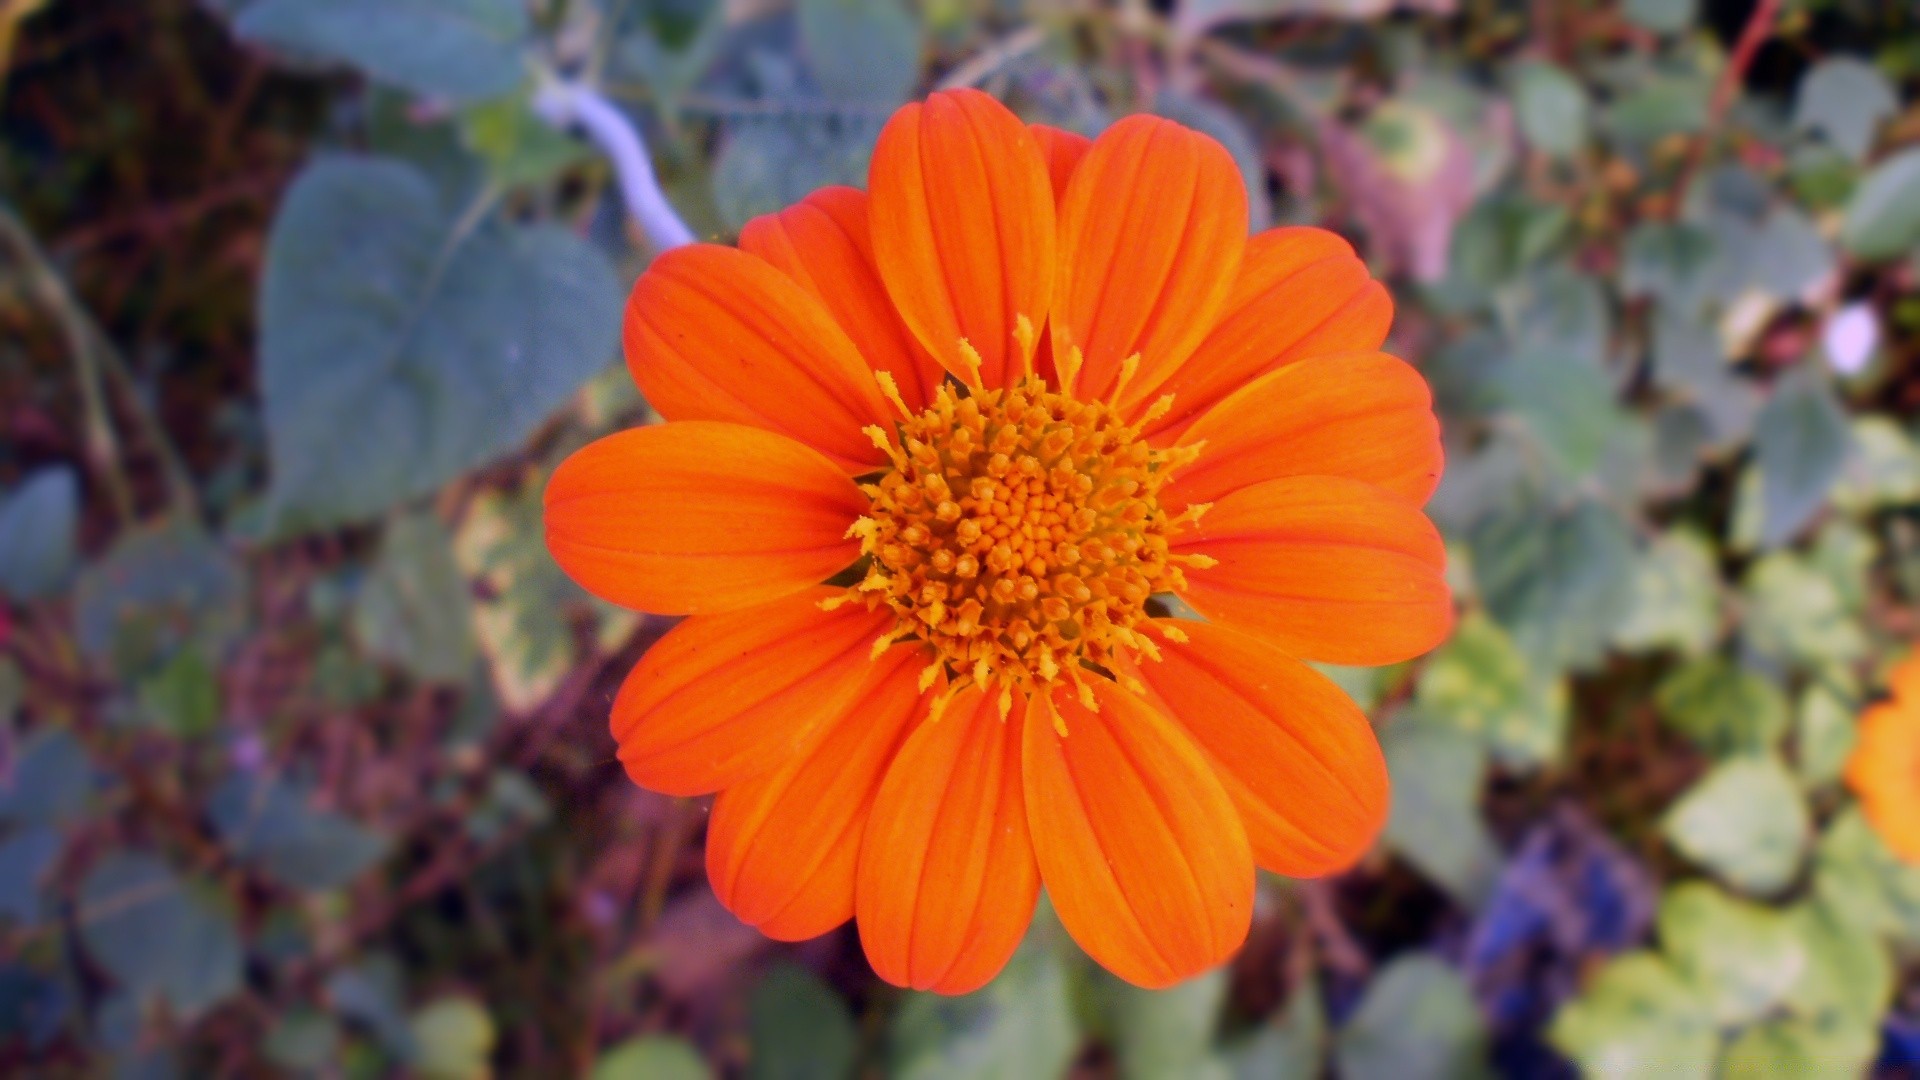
top-left (935, 25), bottom-right (1047, 91)
top-left (1670, 0), bottom-right (1782, 211)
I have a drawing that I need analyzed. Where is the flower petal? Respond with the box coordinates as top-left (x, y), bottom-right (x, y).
top-left (857, 687), bottom-right (1038, 994)
top-left (1148, 227), bottom-right (1391, 440)
top-left (623, 244), bottom-right (894, 471)
top-left (1053, 115), bottom-right (1247, 408)
top-left (1172, 475), bottom-right (1452, 666)
top-left (1030, 123), bottom-right (1091, 201)
top-left (1023, 680), bottom-right (1253, 989)
top-left (869, 88), bottom-right (1056, 388)
top-left (738, 186), bottom-right (947, 410)
top-left (1168, 352), bottom-right (1442, 510)
top-left (707, 644), bottom-right (928, 940)
top-left (610, 588), bottom-right (896, 797)
top-left (544, 422), bottom-right (865, 615)
top-left (1119, 621), bottom-right (1389, 876)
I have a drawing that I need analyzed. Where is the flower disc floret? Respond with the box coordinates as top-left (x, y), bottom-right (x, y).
top-left (846, 374), bottom-right (1204, 712)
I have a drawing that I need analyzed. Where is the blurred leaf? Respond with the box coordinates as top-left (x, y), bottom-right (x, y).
top-left (1623, 223), bottom-right (1717, 308)
top-left (594, 1035), bottom-right (710, 1080)
top-left (1496, 267), bottom-right (1608, 366)
top-left (327, 954), bottom-right (418, 1058)
top-left (1499, 353), bottom-right (1618, 479)
top-left (73, 519), bottom-right (246, 679)
top-left (1812, 809), bottom-right (1920, 943)
top-left (411, 996), bottom-right (495, 1080)
top-left (1098, 967), bottom-right (1229, 1080)
top-left (1622, 0), bottom-right (1693, 33)
top-left (0, 468), bottom-right (77, 600)
top-left (0, 728), bottom-right (95, 826)
top-left (1787, 897), bottom-right (1893, 1028)
top-left (1794, 679), bottom-right (1857, 788)
top-left (1657, 881), bottom-right (1805, 1026)
top-left (1470, 497), bottom-right (1635, 672)
top-left (1512, 61), bottom-right (1588, 159)
top-left (1415, 612), bottom-right (1567, 769)
top-left (1381, 719), bottom-right (1500, 907)
top-left (889, 944), bottom-right (1076, 1080)
top-left (1611, 529), bottom-right (1720, 654)
top-left (1793, 57), bottom-right (1897, 161)
top-left (1719, 1015), bottom-right (1877, 1077)
top-left (1662, 755), bottom-right (1809, 895)
top-left (353, 510), bottom-right (477, 683)
top-left (258, 156), bottom-right (621, 534)
top-left (135, 647), bottom-right (221, 738)
top-left (78, 853), bottom-right (243, 1019)
top-left (1751, 371), bottom-right (1849, 549)
top-left (1333, 955), bottom-right (1487, 1080)
top-left (459, 96), bottom-right (592, 188)
top-left (1603, 76), bottom-right (1707, 146)
top-left (711, 114), bottom-right (886, 232)
top-left (0, 826), bottom-right (59, 926)
top-left (1654, 658), bottom-right (1789, 756)
top-left (1221, 985), bottom-right (1323, 1080)
top-left (1831, 417), bottom-right (1920, 511)
top-left (1840, 147), bottom-right (1920, 260)
top-left (1741, 553), bottom-right (1866, 668)
top-left (235, 0), bottom-right (528, 103)
top-left (797, 0), bottom-right (921, 104)
top-left (208, 772), bottom-right (389, 891)
top-left (265, 1008), bottom-right (342, 1071)
top-left (747, 963), bottom-right (857, 1080)
top-left (1548, 952), bottom-right (1714, 1080)
top-left (465, 768), bottom-right (551, 842)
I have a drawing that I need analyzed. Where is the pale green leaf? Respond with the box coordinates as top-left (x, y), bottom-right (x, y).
top-left (1657, 882), bottom-right (1806, 1026)
top-left (1548, 953), bottom-right (1715, 1080)
top-left (235, 0), bottom-right (528, 103)
top-left (1334, 955), bottom-right (1487, 1080)
top-left (1662, 755), bottom-right (1809, 895)
top-left (1840, 147), bottom-right (1920, 260)
top-left (1793, 57), bottom-right (1897, 161)
top-left (353, 510), bottom-right (477, 683)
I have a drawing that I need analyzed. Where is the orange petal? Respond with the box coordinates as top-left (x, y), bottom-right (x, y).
top-left (623, 244), bottom-right (894, 471)
top-left (544, 421), bottom-right (864, 615)
top-left (869, 88), bottom-right (1056, 388)
top-left (857, 687), bottom-right (1038, 994)
top-left (609, 588), bottom-right (896, 796)
top-left (1149, 227), bottom-right (1391, 440)
top-left (1172, 475), bottom-right (1452, 666)
top-left (1118, 621), bottom-right (1389, 876)
top-left (1030, 123), bottom-right (1091, 201)
top-left (1023, 680), bottom-right (1253, 989)
top-left (1053, 115), bottom-right (1247, 407)
top-left (707, 645), bottom-right (927, 940)
top-left (1168, 352), bottom-right (1442, 510)
top-left (738, 186), bottom-right (947, 410)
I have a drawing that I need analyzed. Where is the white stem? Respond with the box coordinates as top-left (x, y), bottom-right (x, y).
top-left (534, 81), bottom-right (695, 251)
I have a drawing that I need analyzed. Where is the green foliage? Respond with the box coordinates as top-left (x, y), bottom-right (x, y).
top-left (0, 468), bottom-right (76, 599)
top-left (352, 510), bottom-right (478, 683)
top-left (1381, 718), bottom-right (1500, 906)
top-left (747, 963), bottom-right (858, 1080)
top-left (207, 773), bottom-right (390, 891)
top-left (594, 1035), bottom-right (711, 1080)
top-left (410, 996), bottom-right (496, 1079)
top-left (1550, 952), bottom-right (1717, 1079)
top-left (889, 945), bottom-right (1077, 1080)
top-left (1333, 955), bottom-right (1487, 1080)
top-left (1841, 147), bottom-right (1920, 260)
top-left (1414, 612), bottom-right (1567, 769)
top-left (1661, 755), bottom-right (1808, 895)
top-left (235, 0), bottom-right (529, 103)
top-left (77, 853), bottom-right (244, 1020)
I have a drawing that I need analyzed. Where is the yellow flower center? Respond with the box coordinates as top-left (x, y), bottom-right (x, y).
top-left (844, 373), bottom-right (1204, 717)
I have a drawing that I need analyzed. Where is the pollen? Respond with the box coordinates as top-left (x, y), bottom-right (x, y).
top-left (845, 374), bottom-right (1203, 711)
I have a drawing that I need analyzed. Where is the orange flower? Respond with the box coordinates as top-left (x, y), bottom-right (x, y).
top-left (544, 90), bottom-right (1451, 991)
top-left (1846, 648), bottom-right (1920, 864)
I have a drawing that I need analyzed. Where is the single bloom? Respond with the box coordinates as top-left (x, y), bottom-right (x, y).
top-left (1846, 647), bottom-right (1920, 865)
top-left (544, 89), bottom-right (1451, 992)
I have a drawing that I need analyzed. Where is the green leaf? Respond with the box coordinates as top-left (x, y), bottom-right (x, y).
top-left (1751, 371), bottom-right (1850, 549)
top-left (1622, 0), bottom-right (1694, 33)
top-left (594, 1035), bottom-right (710, 1080)
top-left (1512, 62), bottom-right (1588, 159)
top-left (797, 0), bottom-right (922, 104)
top-left (1785, 897), bottom-right (1893, 1028)
top-left (1794, 679), bottom-right (1856, 788)
top-left (747, 963), bottom-right (857, 1080)
top-left (1622, 223), bottom-right (1717, 308)
top-left (1657, 881), bottom-right (1806, 1026)
top-left (1414, 612), bottom-right (1568, 769)
top-left (235, 0), bottom-right (529, 103)
top-left (73, 519), bottom-right (247, 679)
top-left (78, 853), bottom-right (243, 1019)
top-left (1603, 76), bottom-right (1708, 146)
top-left (1719, 1016), bottom-right (1878, 1078)
top-left (1469, 498), bottom-right (1635, 672)
top-left (1793, 58), bottom-right (1897, 161)
top-left (0, 728), bottom-right (95, 826)
top-left (1495, 267), bottom-right (1608, 367)
top-left (258, 156), bottom-right (621, 534)
top-left (411, 996), bottom-right (496, 1080)
top-left (0, 826), bottom-right (60, 926)
top-left (1812, 809), bottom-right (1920, 943)
top-left (208, 773), bottom-right (390, 891)
top-left (1097, 968), bottom-right (1228, 1080)
top-left (1831, 417), bottom-right (1920, 511)
top-left (1221, 985), bottom-right (1323, 1080)
top-left (265, 1009), bottom-right (343, 1071)
top-left (1654, 658), bottom-right (1789, 756)
top-left (889, 944), bottom-right (1076, 1080)
top-left (1548, 952), bottom-right (1715, 1080)
top-left (1333, 955), bottom-right (1487, 1080)
top-left (1840, 147), bottom-right (1920, 260)
top-left (1741, 553), bottom-right (1866, 668)
top-left (1611, 529), bottom-right (1720, 655)
top-left (352, 511), bottom-right (477, 683)
top-left (0, 468), bottom-right (77, 600)
top-left (459, 96), bottom-right (592, 188)
top-left (326, 954), bottom-right (417, 1058)
top-left (136, 647), bottom-right (222, 738)
top-left (1662, 755), bottom-right (1809, 895)
top-left (711, 115), bottom-right (886, 232)
top-left (1381, 719), bottom-right (1500, 907)
top-left (1499, 353), bottom-right (1618, 479)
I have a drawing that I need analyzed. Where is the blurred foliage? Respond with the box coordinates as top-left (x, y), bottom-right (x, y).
top-left (1, 0), bottom-right (1919, 1076)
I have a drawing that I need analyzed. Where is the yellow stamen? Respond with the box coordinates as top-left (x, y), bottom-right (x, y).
top-left (875, 370), bottom-right (913, 419)
top-left (954, 338), bottom-right (986, 388)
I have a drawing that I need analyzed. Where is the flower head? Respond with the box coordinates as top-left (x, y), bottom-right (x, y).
top-left (1846, 648), bottom-right (1920, 864)
top-left (544, 89), bottom-right (1452, 991)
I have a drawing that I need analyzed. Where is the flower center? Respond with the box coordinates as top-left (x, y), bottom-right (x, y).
top-left (845, 375), bottom-right (1203, 714)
